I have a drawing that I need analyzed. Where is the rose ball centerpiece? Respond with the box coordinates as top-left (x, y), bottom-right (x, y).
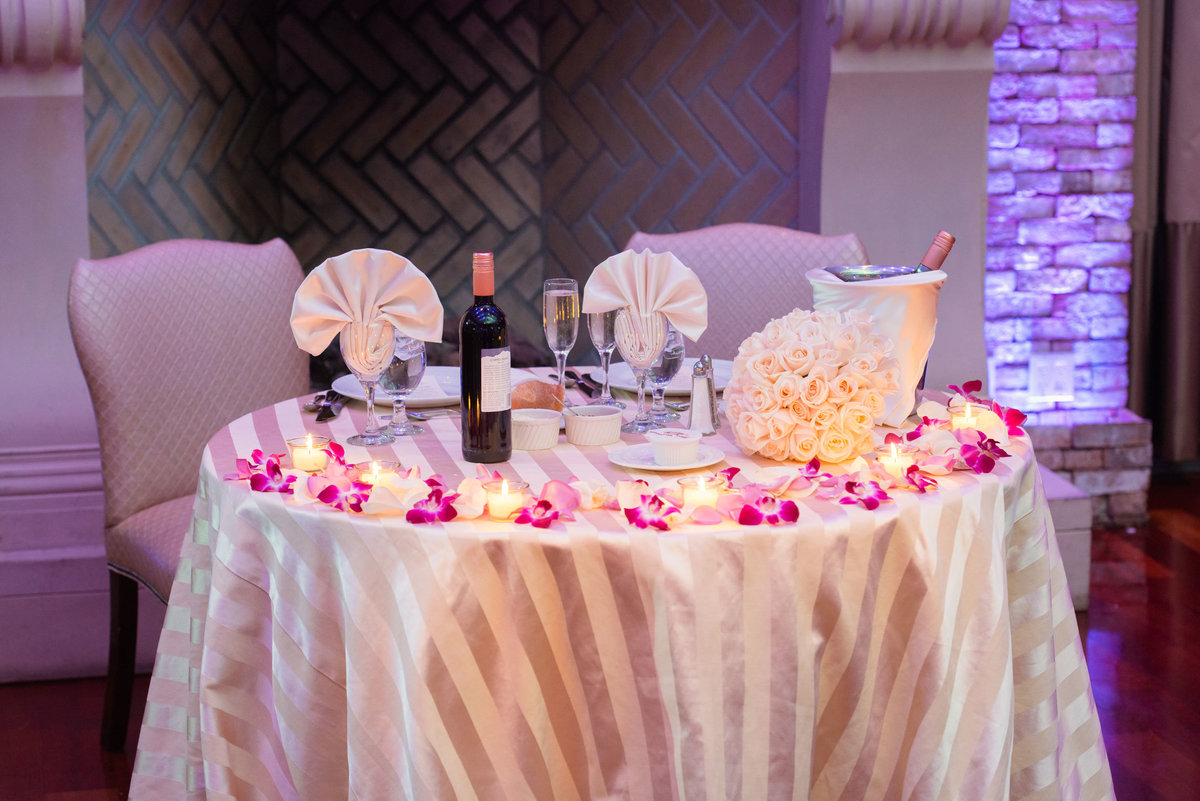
top-left (724, 309), bottom-right (899, 464)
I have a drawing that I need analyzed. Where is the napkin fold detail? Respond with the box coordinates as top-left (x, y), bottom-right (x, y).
top-left (290, 248), bottom-right (444, 355)
top-left (581, 249), bottom-right (708, 342)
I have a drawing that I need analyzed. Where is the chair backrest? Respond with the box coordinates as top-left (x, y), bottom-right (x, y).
top-left (625, 223), bottom-right (869, 360)
top-left (68, 238), bottom-right (311, 528)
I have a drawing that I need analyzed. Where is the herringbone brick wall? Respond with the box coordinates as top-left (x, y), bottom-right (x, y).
top-left (84, 0), bottom-right (280, 258)
top-left (274, 1), bottom-right (545, 349)
top-left (541, 1), bottom-right (805, 286)
top-left (83, 0), bottom-right (818, 360)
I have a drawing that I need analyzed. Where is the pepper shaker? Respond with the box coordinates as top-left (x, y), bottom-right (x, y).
top-left (686, 355), bottom-right (720, 435)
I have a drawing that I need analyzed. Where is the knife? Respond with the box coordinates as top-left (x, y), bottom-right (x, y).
top-left (573, 373), bottom-right (602, 398)
top-left (315, 391), bottom-right (346, 422)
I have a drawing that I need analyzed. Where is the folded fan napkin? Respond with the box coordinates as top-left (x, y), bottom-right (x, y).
top-left (290, 248), bottom-right (444, 355)
top-left (581, 249), bottom-right (708, 342)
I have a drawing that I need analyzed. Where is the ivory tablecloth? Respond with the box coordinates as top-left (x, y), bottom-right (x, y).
top-left (129, 392), bottom-right (1113, 801)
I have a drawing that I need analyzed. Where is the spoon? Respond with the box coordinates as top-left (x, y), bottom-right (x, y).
top-left (406, 408), bottom-right (459, 420)
top-left (303, 393), bottom-right (326, 412)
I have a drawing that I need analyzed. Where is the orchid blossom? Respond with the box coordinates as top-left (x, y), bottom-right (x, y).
top-left (406, 488), bottom-right (459, 524)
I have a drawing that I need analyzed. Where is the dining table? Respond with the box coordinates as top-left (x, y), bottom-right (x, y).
top-left (127, 368), bottom-right (1114, 801)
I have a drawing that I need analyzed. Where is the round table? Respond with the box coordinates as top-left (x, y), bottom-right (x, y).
top-left (129, 391), bottom-right (1113, 801)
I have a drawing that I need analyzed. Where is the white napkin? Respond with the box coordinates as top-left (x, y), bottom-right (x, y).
top-left (290, 248), bottom-right (444, 355)
top-left (581, 249), bottom-right (708, 342)
top-left (807, 267), bottom-right (946, 426)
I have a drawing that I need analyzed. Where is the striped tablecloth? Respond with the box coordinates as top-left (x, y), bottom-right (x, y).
top-left (129, 389), bottom-right (1113, 801)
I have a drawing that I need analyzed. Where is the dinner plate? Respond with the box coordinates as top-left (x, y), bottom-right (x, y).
top-left (607, 443), bottom-right (726, 472)
top-left (590, 358), bottom-right (734, 397)
top-left (332, 367), bottom-right (537, 409)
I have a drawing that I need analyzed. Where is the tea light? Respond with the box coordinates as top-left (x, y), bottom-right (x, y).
top-left (877, 442), bottom-right (916, 479)
top-left (951, 402), bottom-right (978, 431)
top-left (484, 479), bottom-right (528, 520)
top-left (287, 434), bottom-right (330, 472)
top-left (353, 460), bottom-right (399, 485)
top-left (678, 475), bottom-right (724, 508)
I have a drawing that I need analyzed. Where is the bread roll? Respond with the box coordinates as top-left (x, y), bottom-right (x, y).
top-left (511, 380), bottom-right (564, 410)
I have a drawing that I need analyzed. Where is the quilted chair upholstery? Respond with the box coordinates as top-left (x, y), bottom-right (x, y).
top-left (625, 223), bottom-right (869, 360)
top-left (68, 237), bottom-right (310, 750)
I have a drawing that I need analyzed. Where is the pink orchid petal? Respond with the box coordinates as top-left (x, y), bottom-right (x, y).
top-left (689, 505), bottom-right (724, 525)
top-left (737, 504), bottom-right (765, 525)
top-left (539, 479), bottom-right (581, 513)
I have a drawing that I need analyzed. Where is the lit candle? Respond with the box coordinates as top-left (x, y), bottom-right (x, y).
top-left (678, 475), bottom-right (723, 508)
top-left (951, 402), bottom-right (978, 431)
top-left (877, 442), bottom-right (916, 478)
top-left (485, 479), bottom-right (528, 520)
top-left (287, 434), bottom-right (330, 472)
top-left (353, 460), bottom-right (399, 485)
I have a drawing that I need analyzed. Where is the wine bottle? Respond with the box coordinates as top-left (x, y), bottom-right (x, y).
top-left (915, 230), bottom-right (955, 272)
top-left (460, 252), bottom-right (512, 463)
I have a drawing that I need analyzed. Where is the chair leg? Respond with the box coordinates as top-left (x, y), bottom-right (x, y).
top-left (101, 571), bottom-right (139, 752)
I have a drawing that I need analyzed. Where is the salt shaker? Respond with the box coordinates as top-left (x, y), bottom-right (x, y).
top-left (686, 355), bottom-right (720, 435)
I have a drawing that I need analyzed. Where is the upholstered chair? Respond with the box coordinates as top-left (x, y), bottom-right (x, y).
top-left (625, 223), bottom-right (869, 360)
top-left (68, 238), bottom-right (311, 751)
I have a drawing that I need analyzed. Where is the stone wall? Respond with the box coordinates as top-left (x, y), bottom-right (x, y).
top-left (985, 0), bottom-right (1137, 414)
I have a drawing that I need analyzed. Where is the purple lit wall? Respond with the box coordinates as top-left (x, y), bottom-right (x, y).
top-left (986, 0), bottom-right (1136, 413)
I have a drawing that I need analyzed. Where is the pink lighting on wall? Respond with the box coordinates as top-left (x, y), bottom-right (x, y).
top-left (985, 0), bottom-right (1136, 413)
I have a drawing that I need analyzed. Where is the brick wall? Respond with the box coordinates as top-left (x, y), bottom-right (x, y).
top-left (988, 0), bottom-right (1148, 525)
top-left (986, 0), bottom-right (1137, 414)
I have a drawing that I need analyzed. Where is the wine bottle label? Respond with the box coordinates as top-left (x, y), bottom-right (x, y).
top-left (480, 347), bottom-right (511, 412)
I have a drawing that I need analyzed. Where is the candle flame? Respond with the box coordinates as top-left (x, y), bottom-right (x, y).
top-left (890, 443), bottom-right (898, 460)
top-left (500, 479), bottom-right (509, 497)
top-left (698, 477), bottom-right (706, 491)
top-left (371, 461), bottom-right (380, 482)
top-left (306, 433), bottom-right (313, 453)
top-left (965, 402), bottom-right (973, 418)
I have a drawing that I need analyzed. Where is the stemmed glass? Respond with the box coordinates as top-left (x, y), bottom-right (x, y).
top-left (339, 320), bottom-right (396, 446)
top-left (613, 308), bottom-right (668, 433)
top-left (543, 278), bottom-right (579, 405)
top-left (648, 323), bottom-right (685, 424)
top-left (379, 331), bottom-right (427, 437)
top-left (586, 309), bottom-right (624, 408)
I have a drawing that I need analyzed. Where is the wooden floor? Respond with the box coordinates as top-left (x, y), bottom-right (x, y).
top-left (2, 477), bottom-right (1199, 800)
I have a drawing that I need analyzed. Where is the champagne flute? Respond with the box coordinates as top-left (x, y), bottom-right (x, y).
top-left (543, 278), bottom-right (579, 405)
top-left (648, 323), bottom-right (685, 424)
top-left (586, 309), bottom-right (624, 408)
top-left (379, 331), bottom-right (427, 437)
top-left (613, 308), bottom-right (667, 434)
top-left (339, 320), bottom-right (396, 446)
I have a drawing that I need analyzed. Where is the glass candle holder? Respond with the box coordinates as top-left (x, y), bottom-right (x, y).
top-left (484, 478), bottom-right (529, 520)
top-left (352, 460), bottom-right (400, 485)
top-left (287, 434), bottom-right (331, 472)
top-left (677, 474), bottom-right (727, 508)
top-left (876, 442), bottom-right (917, 479)
top-left (950, 402), bottom-right (979, 431)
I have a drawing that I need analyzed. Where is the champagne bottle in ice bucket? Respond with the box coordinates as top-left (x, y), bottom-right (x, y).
top-left (824, 230), bottom-right (954, 282)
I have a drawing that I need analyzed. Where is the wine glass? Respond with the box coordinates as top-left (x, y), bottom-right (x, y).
top-left (648, 323), bottom-right (685, 424)
top-left (339, 320), bottom-right (396, 446)
top-left (379, 331), bottom-right (427, 437)
top-left (613, 308), bottom-right (668, 434)
top-left (586, 309), bottom-right (624, 408)
top-left (543, 278), bottom-right (579, 405)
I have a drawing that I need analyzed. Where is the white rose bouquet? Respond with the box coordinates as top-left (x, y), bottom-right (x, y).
top-left (724, 309), bottom-right (899, 463)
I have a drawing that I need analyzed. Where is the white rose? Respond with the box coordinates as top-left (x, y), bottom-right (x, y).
top-left (768, 409), bottom-right (796, 441)
top-left (828, 372), bottom-right (860, 404)
top-left (736, 412), bottom-right (773, 452)
top-left (789, 424), bottom-right (820, 462)
top-left (839, 401), bottom-right (873, 435)
top-left (818, 428), bottom-right (854, 463)
top-left (811, 402), bottom-right (839, 430)
top-left (800, 374), bottom-right (829, 407)
top-left (773, 372), bottom-right (802, 407)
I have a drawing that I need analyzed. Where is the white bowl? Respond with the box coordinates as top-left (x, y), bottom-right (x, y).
top-left (512, 408), bottom-right (561, 450)
top-left (564, 406), bottom-right (623, 446)
top-left (645, 428), bottom-right (702, 465)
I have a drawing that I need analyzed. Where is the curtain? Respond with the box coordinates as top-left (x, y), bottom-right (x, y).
top-left (1131, 0), bottom-right (1200, 464)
